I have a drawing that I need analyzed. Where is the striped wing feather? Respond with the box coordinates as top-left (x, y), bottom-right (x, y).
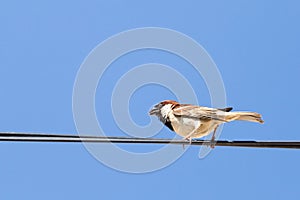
top-left (172, 105), bottom-right (231, 122)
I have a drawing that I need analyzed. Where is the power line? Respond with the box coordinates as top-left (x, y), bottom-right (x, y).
top-left (0, 132), bottom-right (299, 149)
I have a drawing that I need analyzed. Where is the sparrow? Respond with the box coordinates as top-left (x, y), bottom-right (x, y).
top-left (149, 100), bottom-right (264, 146)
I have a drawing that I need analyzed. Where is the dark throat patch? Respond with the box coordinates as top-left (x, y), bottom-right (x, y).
top-left (164, 118), bottom-right (174, 131)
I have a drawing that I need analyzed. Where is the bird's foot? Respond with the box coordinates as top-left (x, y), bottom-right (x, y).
top-left (182, 137), bottom-right (192, 149)
top-left (183, 137), bottom-right (192, 144)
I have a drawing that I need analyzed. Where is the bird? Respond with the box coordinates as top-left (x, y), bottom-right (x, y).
top-left (149, 100), bottom-right (264, 147)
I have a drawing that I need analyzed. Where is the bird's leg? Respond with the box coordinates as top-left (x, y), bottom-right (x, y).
top-left (186, 137), bottom-right (192, 144)
top-left (210, 125), bottom-right (219, 148)
top-left (181, 129), bottom-right (197, 149)
top-left (183, 131), bottom-right (196, 142)
top-left (182, 124), bottom-right (201, 149)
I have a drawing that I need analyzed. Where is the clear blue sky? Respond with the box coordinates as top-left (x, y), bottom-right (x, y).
top-left (1, 0), bottom-right (300, 199)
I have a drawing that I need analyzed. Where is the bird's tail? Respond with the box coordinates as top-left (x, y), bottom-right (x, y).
top-left (225, 111), bottom-right (264, 124)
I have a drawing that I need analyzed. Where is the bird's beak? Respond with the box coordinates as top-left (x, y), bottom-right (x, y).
top-left (149, 106), bottom-right (159, 115)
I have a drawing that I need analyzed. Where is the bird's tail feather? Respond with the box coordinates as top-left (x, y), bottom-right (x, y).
top-left (225, 112), bottom-right (264, 123)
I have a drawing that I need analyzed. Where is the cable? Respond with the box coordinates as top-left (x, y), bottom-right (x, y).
top-left (0, 132), bottom-right (299, 149)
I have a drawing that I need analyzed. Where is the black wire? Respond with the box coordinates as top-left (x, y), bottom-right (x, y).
top-left (0, 132), bottom-right (300, 149)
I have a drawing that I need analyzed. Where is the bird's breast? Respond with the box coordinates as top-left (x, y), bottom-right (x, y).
top-left (169, 114), bottom-right (220, 138)
top-left (169, 115), bottom-right (201, 137)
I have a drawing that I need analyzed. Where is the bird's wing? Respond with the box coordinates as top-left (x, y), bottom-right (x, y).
top-left (173, 105), bottom-right (229, 121)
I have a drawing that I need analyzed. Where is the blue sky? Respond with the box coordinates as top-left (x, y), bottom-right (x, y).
top-left (1, 0), bottom-right (300, 199)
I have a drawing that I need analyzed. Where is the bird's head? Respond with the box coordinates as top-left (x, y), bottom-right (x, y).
top-left (149, 100), bottom-right (179, 121)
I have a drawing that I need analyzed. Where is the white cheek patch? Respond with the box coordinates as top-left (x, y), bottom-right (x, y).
top-left (160, 104), bottom-right (173, 118)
